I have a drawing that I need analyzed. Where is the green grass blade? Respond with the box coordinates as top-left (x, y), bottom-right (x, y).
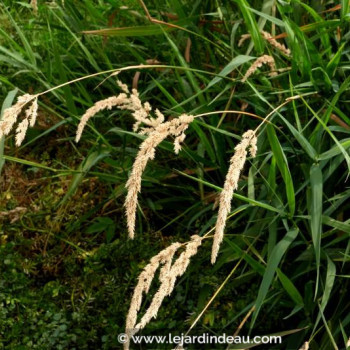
top-left (234, 0), bottom-right (265, 54)
top-left (279, 115), bottom-right (317, 160)
top-left (318, 301), bottom-right (339, 350)
top-left (309, 163), bottom-right (323, 298)
top-left (162, 29), bottom-right (206, 105)
top-left (339, 322), bottom-right (349, 349)
top-left (207, 55), bottom-right (255, 88)
top-left (59, 150), bottom-right (110, 206)
top-left (190, 121), bottom-right (217, 163)
top-left (50, 8), bottom-right (100, 71)
top-left (51, 31), bottom-right (77, 115)
top-left (322, 216), bottom-right (350, 234)
top-left (318, 138), bottom-right (350, 161)
top-left (326, 43), bottom-right (345, 78)
top-left (266, 124), bottom-right (295, 216)
top-left (247, 7), bottom-right (285, 27)
top-left (341, 0), bottom-right (350, 20)
top-left (1, 6), bottom-right (37, 66)
top-left (251, 228), bottom-right (299, 327)
top-left (82, 24), bottom-right (176, 37)
top-left (3, 155), bottom-right (62, 172)
top-left (225, 240), bottom-right (265, 276)
top-left (280, 15), bottom-right (310, 78)
top-left (294, 0), bottom-right (331, 56)
top-left (313, 256), bottom-right (337, 341)
top-left (176, 170), bottom-right (284, 214)
top-left (276, 269), bottom-right (304, 306)
top-left (323, 75), bottom-right (350, 125)
top-left (303, 97), bottom-right (350, 173)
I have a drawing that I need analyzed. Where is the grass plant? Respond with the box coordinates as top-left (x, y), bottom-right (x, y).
top-left (0, 0), bottom-right (350, 349)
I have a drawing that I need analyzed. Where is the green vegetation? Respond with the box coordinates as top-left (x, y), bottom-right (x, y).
top-left (0, 0), bottom-right (350, 349)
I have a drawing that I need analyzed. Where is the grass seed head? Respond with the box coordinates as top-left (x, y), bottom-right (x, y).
top-left (242, 55), bottom-right (277, 82)
top-left (299, 341), bottom-right (309, 350)
top-left (260, 31), bottom-right (291, 56)
top-left (0, 94), bottom-right (38, 145)
top-left (76, 81), bottom-right (194, 239)
top-left (239, 31), bottom-right (290, 56)
top-left (211, 130), bottom-right (257, 264)
top-left (31, 0), bottom-right (38, 15)
top-left (124, 114), bottom-right (194, 239)
top-left (125, 235), bottom-right (202, 350)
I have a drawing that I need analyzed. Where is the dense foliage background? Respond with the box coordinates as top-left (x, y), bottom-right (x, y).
top-left (0, 0), bottom-right (350, 349)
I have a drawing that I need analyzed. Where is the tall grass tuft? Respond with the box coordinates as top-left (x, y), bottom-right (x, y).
top-left (1, 1), bottom-right (350, 348)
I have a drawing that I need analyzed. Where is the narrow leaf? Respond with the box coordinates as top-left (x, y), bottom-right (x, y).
top-left (267, 125), bottom-right (295, 216)
top-left (251, 228), bottom-right (299, 327)
top-left (207, 55), bottom-right (255, 88)
top-left (309, 163), bottom-right (323, 297)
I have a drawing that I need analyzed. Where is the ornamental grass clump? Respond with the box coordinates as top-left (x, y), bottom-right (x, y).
top-left (72, 81), bottom-right (259, 346)
top-left (2, 79), bottom-right (258, 254)
top-left (2, 77), bottom-right (262, 346)
top-left (4, 2), bottom-right (349, 348)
